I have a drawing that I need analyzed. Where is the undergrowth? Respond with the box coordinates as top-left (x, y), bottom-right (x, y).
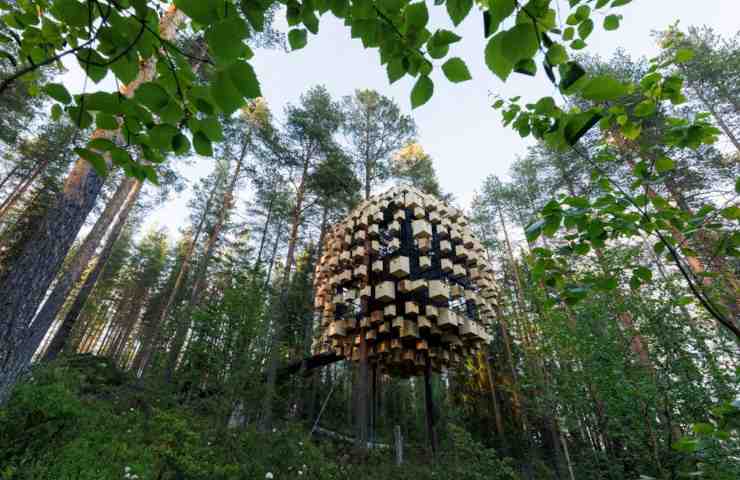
top-left (0, 355), bottom-right (518, 480)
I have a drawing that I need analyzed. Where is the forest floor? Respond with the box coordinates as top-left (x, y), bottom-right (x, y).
top-left (0, 355), bottom-right (518, 480)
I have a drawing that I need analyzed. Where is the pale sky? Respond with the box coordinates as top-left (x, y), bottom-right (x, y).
top-left (60, 0), bottom-right (740, 238)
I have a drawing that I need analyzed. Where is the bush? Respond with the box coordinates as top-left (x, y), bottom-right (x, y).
top-left (0, 359), bottom-right (517, 480)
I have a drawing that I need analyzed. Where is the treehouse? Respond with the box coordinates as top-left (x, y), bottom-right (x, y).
top-left (312, 185), bottom-right (499, 378)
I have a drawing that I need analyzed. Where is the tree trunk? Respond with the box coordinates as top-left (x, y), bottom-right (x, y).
top-left (28, 178), bottom-right (141, 364)
top-left (688, 80), bottom-right (740, 155)
top-left (261, 160), bottom-right (309, 431)
top-left (42, 181), bottom-right (140, 361)
top-left (165, 143), bottom-right (248, 381)
top-left (254, 189), bottom-right (276, 272)
top-left (0, 5), bottom-right (184, 402)
top-left (0, 157), bottom-right (51, 221)
top-left (264, 220), bottom-right (284, 289)
top-left (152, 179), bottom-right (219, 379)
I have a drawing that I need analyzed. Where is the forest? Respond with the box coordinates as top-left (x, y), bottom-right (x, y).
top-left (0, 0), bottom-right (738, 479)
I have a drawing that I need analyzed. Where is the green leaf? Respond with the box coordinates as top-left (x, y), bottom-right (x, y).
top-left (43, 83), bottom-right (71, 104)
top-left (546, 44), bottom-right (567, 65)
top-left (241, 1), bottom-right (266, 29)
top-left (525, 219), bottom-right (544, 242)
top-left (692, 423), bottom-right (714, 435)
top-left (404, 2), bottom-right (429, 32)
top-left (735, 177), bottom-right (740, 194)
top-left (598, 277), bottom-right (618, 290)
top-left (410, 75), bottom-right (433, 109)
top-left (52, 0), bottom-right (88, 27)
top-left (564, 111), bottom-right (602, 146)
top-left (76, 48), bottom-right (108, 83)
top-left (75, 147), bottom-right (107, 177)
top-left (173, 133), bottom-right (191, 155)
top-left (428, 29), bottom-right (461, 58)
top-left (487, 0), bottom-right (516, 35)
top-left (206, 16), bottom-right (250, 64)
top-left (199, 117), bottom-right (224, 142)
top-left (288, 28), bottom-right (308, 50)
top-left (210, 62), bottom-right (261, 115)
top-left (655, 156), bottom-right (674, 174)
top-left (141, 165), bottom-right (159, 185)
top-left (514, 58), bottom-right (537, 76)
top-left (228, 62), bottom-right (261, 100)
top-left (149, 124), bottom-right (179, 151)
top-left (174, 0), bottom-right (220, 25)
top-left (634, 100), bottom-right (656, 117)
top-left (721, 206), bottom-right (740, 220)
top-left (193, 131), bottom-right (213, 156)
top-left (387, 58), bottom-right (404, 84)
top-left (446, 0), bottom-right (473, 26)
top-left (51, 104), bottom-right (63, 121)
top-left (634, 266), bottom-right (652, 282)
top-left (68, 107), bottom-right (93, 129)
top-left (441, 57), bottom-right (471, 83)
top-left (88, 138), bottom-right (116, 152)
top-left (96, 113), bottom-right (118, 130)
top-left (578, 18), bottom-right (594, 39)
top-left (110, 53), bottom-right (139, 84)
top-left (571, 39), bottom-right (586, 50)
top-left (603, 14), bottom-right (620, 31)
top-left (675, 48), bottom-right (695, 63)
top-left (559, 61), bottom-right (587, 93)
top-left (82, 92), bottom-right (122, 114)
top-left (135, 83), bottom-right (170, 112)
top-left (501, 23), bottom-right (539, 66)
top-left (581, 75), bottom-right (630, 101)
top-left (485, 32), bottom-right (513, 81)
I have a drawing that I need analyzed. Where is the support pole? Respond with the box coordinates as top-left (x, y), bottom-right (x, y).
top-left (394, 424), bottom-right (404, 465)
top-left (424, 353), bottom-right (438, 456)
top-left (356, 331), bottom-right (369, 450)
top-left (370, 363), bottom-right (377, 444)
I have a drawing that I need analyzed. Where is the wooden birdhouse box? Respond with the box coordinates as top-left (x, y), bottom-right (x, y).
top-left (390, 256), bottom-right (410, 278)
top-left (429, 280), bottom-right (450, 302)
top-left (375, 281), bottom-right (395, 302)
top-left (412, 219), bottom-right (432, 239)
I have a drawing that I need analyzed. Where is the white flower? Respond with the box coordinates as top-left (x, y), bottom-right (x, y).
top-left (298, 441), bottom-right (303, 446)
top-left (131, 476), bottom-right (139, 480)
top-left (272, 428), bottom-right (277, 433)
top-left (298, 470), bottom-right (303, 475)
top-left (265, 473), bottom-right (274, 479)
top-left (125, 467), bottom-right (131, 473)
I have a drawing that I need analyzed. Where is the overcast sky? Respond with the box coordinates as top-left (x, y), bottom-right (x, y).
top-left (60, 0), bottom-right (740, 238)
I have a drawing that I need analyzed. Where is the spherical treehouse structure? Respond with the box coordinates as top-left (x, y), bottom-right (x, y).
top-left (312, 186), bottom-right (499, 378)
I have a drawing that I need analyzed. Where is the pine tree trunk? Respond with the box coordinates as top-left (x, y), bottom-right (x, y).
top-left (0, 5), bottom-right (184, 402)
top-left (254, 190), bottom-right (276, 271)
top-left (165, 144), bottom-right (248, 381)
top-left (688, 79), bottom-right (740, 155)
top-left (152, 180), bottom-right (219, 378)
top-left (0, 164), bottom-right (21, 196)
top-left (26, 178), bottom-right (141, 364)
top-left (0, 154), bottom-right (107, 399)
top-left (261, 160), bottom-right (309, 431)
top-left (0, 157), bottom-right (50, 221)
top-left (43, 181), bottom-right (140, 361)
top-left (264, 220), bottom-right (284, 289)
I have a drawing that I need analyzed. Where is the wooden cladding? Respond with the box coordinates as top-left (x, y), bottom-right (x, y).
top-left (312, 186), bottom-right (500, 377)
